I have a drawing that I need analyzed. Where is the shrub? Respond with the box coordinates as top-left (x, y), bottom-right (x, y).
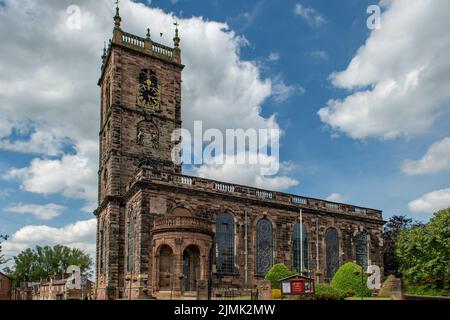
top-left (271, 289), bottom-right (282, 299)
top-left (265, 263), bottom-right (295, 289)
top-left (331, 262), bottom-right (372, 297)
top-left (404, 281), bottom-right (450, 297)
top-left (379, 275), bottom-right (396, 298)
top-left (314, 283), bottom-right (347, 300)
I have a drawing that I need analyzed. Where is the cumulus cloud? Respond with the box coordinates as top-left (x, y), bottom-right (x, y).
top-left (402, 137), bottom-right (450, 175)
top-left (318, 0), bottom-right (450, 140)
top-left (271, 77), bottom-right (306, 103)
top-left (0, 0), bottom-right (287, 210)
top-left (191, 152), bottom-right (299, 191)
top-left (4, 140), bottom-right (98, 204)
top-left (2, 219), bottom-right (97, 260)
top-left (5, 203), bottom-right (66, 221)
top-left (294, 3), bottom-right (326, 27)
top-left (408, 188), bottom-right (450, 214)
top-left (326, 193), bottom-right (344, 203)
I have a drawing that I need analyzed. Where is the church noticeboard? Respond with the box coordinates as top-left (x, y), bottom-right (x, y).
top-left (280, 275), bottom-right (315, 296)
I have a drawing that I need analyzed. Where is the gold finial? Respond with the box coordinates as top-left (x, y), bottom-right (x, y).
top-left (114, 0), bottom-right (122, 29)
top-left (173, 21), bottom-right (180, 48)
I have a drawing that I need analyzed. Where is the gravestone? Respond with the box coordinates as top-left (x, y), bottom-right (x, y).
top-left (390, 278), bottom-right (403, 300)
top-left (257, 280), bottom-right (272, 300)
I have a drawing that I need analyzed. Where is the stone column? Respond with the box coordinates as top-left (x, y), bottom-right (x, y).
top-left (172, 252), bottom-right (183, 299)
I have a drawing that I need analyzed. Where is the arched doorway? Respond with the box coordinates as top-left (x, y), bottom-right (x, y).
top-left (182, 245), bottom-right (200, 293)
top-left (159, 245), bottom-right (174, 290)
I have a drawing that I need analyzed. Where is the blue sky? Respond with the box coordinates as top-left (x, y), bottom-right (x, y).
top-left (0, 0), bottom-right (449, 260)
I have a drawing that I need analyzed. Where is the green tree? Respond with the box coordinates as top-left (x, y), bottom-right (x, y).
top-left (264, 263), bottom-right (296, 289)
top-left (9, 245), bottom-right (93, 287)
top-left (395, 209), bottom-right (450, 291)
top-left (382, 215), bottom-right (422, 277)
top-left (0, 234), bottom-right (9, 266)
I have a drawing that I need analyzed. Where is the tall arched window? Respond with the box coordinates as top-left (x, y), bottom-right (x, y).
top-left (355, 231), bottom-right (368, 270)
top-left (256, 218), bottom-right (273, 276)
top-left (127, 212), bottom-right (136, 273)
top-left (100, 220), bottom-right (106, 274)
top-left (215, 212), bottom-right (235, 274)
top-left (325, 228), bottom-right (340, 279)
top-left (293, 223), bottom-right (309, 271)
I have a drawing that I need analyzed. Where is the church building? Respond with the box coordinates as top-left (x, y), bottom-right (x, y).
top-left (95, 6), bottom-right (384, 300)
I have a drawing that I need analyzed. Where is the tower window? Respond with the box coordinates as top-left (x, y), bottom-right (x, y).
top-left (127, 212), bottom-right (136, 273)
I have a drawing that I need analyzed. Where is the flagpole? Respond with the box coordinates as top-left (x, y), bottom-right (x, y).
top-left (300, 208), bottom-right (304, 275)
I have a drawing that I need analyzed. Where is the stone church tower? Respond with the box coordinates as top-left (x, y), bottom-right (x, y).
top-left (95, 5), bottom-right (384, 301)
top-left (95, 6), bottom-right (184, 300)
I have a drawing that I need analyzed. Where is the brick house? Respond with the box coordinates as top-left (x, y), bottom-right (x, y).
top-left (0, 272), bottom-right (12, 300)
top-left (95, 6), bottom-right (384, 300)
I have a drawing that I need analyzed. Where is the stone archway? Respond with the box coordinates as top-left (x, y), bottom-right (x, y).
top-left (159, 245), bottom-right (174, 290)
top-left (182, 245), bottom-right (200, 293)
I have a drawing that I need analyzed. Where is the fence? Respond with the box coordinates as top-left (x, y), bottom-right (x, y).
top-left (210, 287), bottom-right (258, 300)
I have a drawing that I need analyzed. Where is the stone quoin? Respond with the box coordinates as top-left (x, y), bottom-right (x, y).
top-left (94, 4), bottom-right (384, 300)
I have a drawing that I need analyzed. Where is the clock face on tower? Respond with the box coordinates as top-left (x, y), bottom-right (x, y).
top-left (136, 69), bottom-right (160, 111)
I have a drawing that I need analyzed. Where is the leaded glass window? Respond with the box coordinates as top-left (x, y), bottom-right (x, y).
top-left (128, 212), bottom-right (136, 273)
top-left (325, 228), bottom-right (340, 279)
top-left (256, 218), bottom-right (274, 276)
top-left (215, 212), bottom-right (235, 274)
top-left (355, 232), bottom-right (368, 270)
top-left (293, 223), bottom-right (309, 271)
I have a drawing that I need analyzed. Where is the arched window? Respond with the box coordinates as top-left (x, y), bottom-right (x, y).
top-left (215, 212), bottom-right (235, 274)
top-left (256, 218), bottom-right (273, 276)
top-left (127, 212), bottom-right (136, 273)
top-left (293, 223), bottom-right (309, 271)
top-left (325, 228), bottom-right (340, 280)
top-left (100, 220), bottom-right (106, 274)
top-left (355, 232), bottom-right (368, 270)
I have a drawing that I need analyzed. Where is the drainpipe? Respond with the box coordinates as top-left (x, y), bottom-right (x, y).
top-left (244, 208), bottom-right (248, 289)
top-left (316, 215), bottom-right (320, 284)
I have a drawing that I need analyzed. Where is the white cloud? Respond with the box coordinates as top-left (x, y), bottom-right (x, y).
top-left (2, 219), bottom-right (97, 260)
top-left (402, 137), bottom-right (450, 175)
top-left (191, 153), bottom-right (299, 192)
top-left (272, 76), bottom-right (305, 103)
top-left (310, 50), bottom-right (329, 61)
top-left (0, 0), bottom-right (286, 211)
top-left (408, 188), bottom-right (450, 214)
top-left (4, 140), bottom-right (98, 203)
top-left (318, 0), bottom-right (450, 140)
top-left (268, 52), bottom-right (280, 62)
top-left (5, 203), bottom-right (66, 221)
top-left (294, 3), bottom-right (326, 27)
top-left (326, 193), bottom-right (344, 203)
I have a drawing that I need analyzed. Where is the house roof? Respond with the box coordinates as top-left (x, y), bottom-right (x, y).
top-left (0, 271), bottom-right (12, 280)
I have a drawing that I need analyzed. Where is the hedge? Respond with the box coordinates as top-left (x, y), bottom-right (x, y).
top-left (331, 262), bottom-right (372, 297)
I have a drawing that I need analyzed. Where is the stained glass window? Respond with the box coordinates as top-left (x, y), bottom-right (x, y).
top-left (256, 218), bottom-right (273, 276)
top-left (325, 228), bottom-right (340, 279)
top-left (293, 223), bottom-right (309, 271)
top-left (215, 213), bottom-right (235, 274)
top-left (355, 232), bottom-right (368, 270)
